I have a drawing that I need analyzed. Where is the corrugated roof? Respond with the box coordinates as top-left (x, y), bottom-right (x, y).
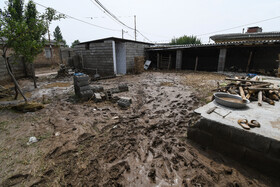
top-left (210, 32), bottom-right (280, 42)
top-left (79, 37), bottom-right (153, 45)
top-left (146, 40), bottom-right (280, 51)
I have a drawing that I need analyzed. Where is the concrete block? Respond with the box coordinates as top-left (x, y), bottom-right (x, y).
top-left (75, 80), bottom-right (89, 87)
top-left (74, 75), bottom-right (90, 82)
top-left (76, 85), bottom-right (91, 92)
top-left (117, 97), bottom-right (132, 108)
top-left (91, 86), bottom-right (104, 93)
top-left (79, 90), bottom-right (93, 99)
top-left (118, 83), bottom-right (129, 92)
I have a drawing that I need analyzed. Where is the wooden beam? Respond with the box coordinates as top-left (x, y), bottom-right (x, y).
top-left (225, 78), bottom-right (270, 84)
top-left (246, 51), bottom-right (253, 73)
top-left (194, 56), bottom-right (198, 71)
top-left (157, 53), bottom-right (160, 69)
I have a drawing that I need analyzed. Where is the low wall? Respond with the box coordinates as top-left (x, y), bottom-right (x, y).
top-left (187, 118), bottom-right (280, 178)
top-left (0, 56), bottom-right (31, 83)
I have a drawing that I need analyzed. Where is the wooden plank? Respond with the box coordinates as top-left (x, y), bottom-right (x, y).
top-left (194, 56), bottom-right (198, 71)
top-left (225, 78), bottom-right (270, 84)
top-left (246, 51), bottom-right (253, 73)
top-left (217, 48), bottom-right (227, 72)
top-left (239, 87), bottom-right (247, 101)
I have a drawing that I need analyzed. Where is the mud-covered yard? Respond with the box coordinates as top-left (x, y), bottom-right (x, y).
top-left (0, 71), bottom-right (279, 186)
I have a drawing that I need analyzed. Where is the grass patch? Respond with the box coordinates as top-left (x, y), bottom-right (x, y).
top-left (0, 121), bottom-right (9, 131)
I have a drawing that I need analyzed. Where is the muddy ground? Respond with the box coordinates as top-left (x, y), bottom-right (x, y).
top-left (0, 71), bottom-right (279, 186)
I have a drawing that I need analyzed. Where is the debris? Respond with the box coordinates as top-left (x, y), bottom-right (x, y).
top-left (94, 93), bottom-right (102, 102)
top-left (144, 60), bottom-right (152, 70)
top-left (12, 102), bottom-right (44, 113)
top-left (118, 83), bottom-right (129, 92)
top-left (91, 85), bottom-right (104, 93)
top-left (27, 136), bottom-right (38, 145)
top-left (215, 77), bottom-right (280, 106)
top-left (55, 132), bottom-right (60, 136)
top-left (117, 97), bottom-right (132, 108)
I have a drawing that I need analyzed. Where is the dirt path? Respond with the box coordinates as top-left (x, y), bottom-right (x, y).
top-left (0, 72), bottom-right (278, 186)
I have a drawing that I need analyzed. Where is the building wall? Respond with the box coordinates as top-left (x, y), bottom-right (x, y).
top-left (74, 41), bottom-right (114, 77)
top-left (125, 42), bottom-right (148, 73)
top-left (0, 54), bottom-right (31, 82)
top-left (33, 46), bottom-right (61, 68)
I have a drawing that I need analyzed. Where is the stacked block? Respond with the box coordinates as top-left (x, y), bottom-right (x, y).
top-left (74, 73), bottom-right (93, 99)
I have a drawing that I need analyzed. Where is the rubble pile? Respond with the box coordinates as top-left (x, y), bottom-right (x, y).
top-left (74, 73), bottom-right (131, 107)
top-left (215, 76), bottom-right (280, 106)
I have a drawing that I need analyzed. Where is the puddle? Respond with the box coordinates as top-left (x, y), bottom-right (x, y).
top-left (43, 82), bottom-right (71, 88)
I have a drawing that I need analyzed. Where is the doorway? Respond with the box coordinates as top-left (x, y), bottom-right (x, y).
top-left (115, 43), bottom-right (126, 74)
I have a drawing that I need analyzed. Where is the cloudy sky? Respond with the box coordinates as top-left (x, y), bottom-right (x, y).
top-left (1, 0), bottom-right (280, 45)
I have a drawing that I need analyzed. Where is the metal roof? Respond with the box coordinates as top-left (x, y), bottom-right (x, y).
top-left (79, 37), bottom-right (153, 45)
top-left (210, 32), bottom-right (280, 42)
top-left (146, 40), bottom-right (280, 51)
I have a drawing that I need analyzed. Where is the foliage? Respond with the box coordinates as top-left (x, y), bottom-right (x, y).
top-left (71, 40), bottom-right (80, 48)
top-left (53, 26), bottom-right (66, 46)
top-left (170, 35), bottom-right (201, 45)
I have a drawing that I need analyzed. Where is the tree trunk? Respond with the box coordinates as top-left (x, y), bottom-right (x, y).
top-left (22, 57), bottom-right (28, 77)
top-left (3, 54), bottom-right (27, 102)
top-left (32, 63), bottom-right (37, 88)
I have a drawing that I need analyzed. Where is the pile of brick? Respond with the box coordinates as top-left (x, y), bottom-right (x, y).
top-left (74, 73), bottom-right (93, 100)
top-left (73, 73), bottom-right (132, 108)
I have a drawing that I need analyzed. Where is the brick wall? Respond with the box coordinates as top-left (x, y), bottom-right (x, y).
top-left (125, 42), bottom-right (148, 73)
top-left (33, 46), bottom-right (61, 68)
top-left (0, 53), bottom-right (31, 82)
top-left (74, 41), bottom-right (114, 77)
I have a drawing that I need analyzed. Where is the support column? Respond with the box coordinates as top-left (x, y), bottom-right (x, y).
top-left (217, 48), bottom-right (227, 72)
top-left (194, 56), bottom-right (198, 71)
top-left (176, 50), bottom-right (182, 70)
top-left (157, 53), bottom-right (160, 69)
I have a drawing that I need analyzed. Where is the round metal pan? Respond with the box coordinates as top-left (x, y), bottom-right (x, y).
top-left (214, 92), bottom-right (250, 109)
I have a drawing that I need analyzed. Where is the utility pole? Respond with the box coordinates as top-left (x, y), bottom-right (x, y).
top-left (134, 15), bottom-right (137, 41)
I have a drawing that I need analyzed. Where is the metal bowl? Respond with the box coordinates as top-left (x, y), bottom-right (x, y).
top-left (214, 92), bottom-right (250, 109)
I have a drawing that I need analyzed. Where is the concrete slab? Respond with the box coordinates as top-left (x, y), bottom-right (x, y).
top-left (195, 101), bottom-right (280, 141)
top-left (190, 100), bottom-right (280, 177)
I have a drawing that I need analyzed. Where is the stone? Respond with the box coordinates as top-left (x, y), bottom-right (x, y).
top-left (94, 93), bottom-right (102, 102)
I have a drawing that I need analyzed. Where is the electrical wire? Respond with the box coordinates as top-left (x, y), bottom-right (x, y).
top-left (197, 15), bottom-right (280, 37)
top-left (33, 1), bottom-right (120, 32)
top-left (89, 0), bottom-right (152, 42)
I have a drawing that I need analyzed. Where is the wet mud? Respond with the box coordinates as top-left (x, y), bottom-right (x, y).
top-left (0, 72), bottom-right (278, 186)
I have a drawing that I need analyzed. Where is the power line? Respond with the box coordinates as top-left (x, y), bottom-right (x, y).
top-left (33, 1), bottom-right (120, 32)
top-left (89, 0), bottom-right (152, 42)
top-left (197, 15), bottom-right (280, 37)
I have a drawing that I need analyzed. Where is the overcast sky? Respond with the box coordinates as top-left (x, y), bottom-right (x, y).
top-left (1, 0), bottom-right (280, 45)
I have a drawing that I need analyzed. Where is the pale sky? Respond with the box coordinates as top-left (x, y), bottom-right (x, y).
top-left (1, 0), bottom-right (280, 45)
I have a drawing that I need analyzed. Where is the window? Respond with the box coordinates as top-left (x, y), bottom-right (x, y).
top-left (45, 48), bottom-right (51, 58)
top-left (85, 43), bottom-right (90, 50)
